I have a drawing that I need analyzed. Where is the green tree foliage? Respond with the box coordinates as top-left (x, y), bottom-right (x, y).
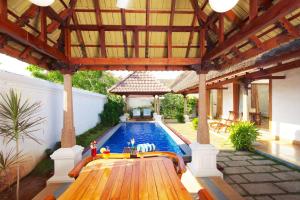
top-left (161, 94), bottom-right (197, 119)
top-left (26, 65), bottom-right (118, 94)
top-left (161, 93), bottom-right (184, 119)
top-left (192, 118), bottom-right (198, 130)
top-left (100, 95), bottom-right (125, 126)
top-left (229, 121), bottom-right (259, 151)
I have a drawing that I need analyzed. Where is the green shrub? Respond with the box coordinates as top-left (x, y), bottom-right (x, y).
top-left (161, 93), bottom-right (184, 119)
top-left (229, 121), bottom-right (259, 151)
top-left (100, 94), bottom-right (124, 126)
top-left (176, 114), bottom-right (184, 123)
top-left (192, 118), bottom-right (198, 130)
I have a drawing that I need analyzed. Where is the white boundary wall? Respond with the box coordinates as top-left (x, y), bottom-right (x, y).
top-left (272, 68), bottom-right (300, 142)
top-left (0, 71), bottom-right (107, 177)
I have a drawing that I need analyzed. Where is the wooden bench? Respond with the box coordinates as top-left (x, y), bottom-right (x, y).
top-left (197, 176), bottom-right (244, 200)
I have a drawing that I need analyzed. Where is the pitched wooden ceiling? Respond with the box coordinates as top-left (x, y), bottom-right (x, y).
top-left (0, 0), bottom-right (299, 72)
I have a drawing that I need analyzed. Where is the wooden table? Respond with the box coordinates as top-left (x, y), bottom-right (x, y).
top-left (58, 157), bottom-right (192, 200)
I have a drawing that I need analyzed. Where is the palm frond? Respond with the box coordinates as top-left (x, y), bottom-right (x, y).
top-left (0, 89), bottom-right (45, 144)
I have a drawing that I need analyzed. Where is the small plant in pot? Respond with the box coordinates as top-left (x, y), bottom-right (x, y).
top-left (229, 121), bottom-right (259, 151)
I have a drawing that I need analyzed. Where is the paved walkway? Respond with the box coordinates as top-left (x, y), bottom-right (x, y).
top-left (166, 122), bottom-right (300, 200)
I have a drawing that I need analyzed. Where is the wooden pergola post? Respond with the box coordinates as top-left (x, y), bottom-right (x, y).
top-left (197, 73), bottom-right (210, 144)
top-left (233, 82), bottom-right (240, 120)
top-left (61, 73), bottom-right (76, 148)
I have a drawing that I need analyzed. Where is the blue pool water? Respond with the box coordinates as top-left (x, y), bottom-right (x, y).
top-left (100, 122), bottom-right (185, 155)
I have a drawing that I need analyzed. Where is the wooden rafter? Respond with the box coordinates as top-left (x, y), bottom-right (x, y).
top-left (121, 9), bottom-right (129, 58)
top-left (145, 0), bottom-right (150, 58)
top-left (0, 18), bottom-right (66, 61)
top-left (218, 24), bottom-right (300, 69)
top-left (68, 25), bottom-right (201, 32)
top-left (204, 0), bottom-right (300, 60)
top-left (93, 0), bottom-right (106, 58)
top-left (134, 29), bottom-right (139, 58)
top-left (17, 4), bottom-right (39, 27)
top-left (0, 0), bottom-right (7, 19)
top-left (279, 18), bottom-right (300, 37)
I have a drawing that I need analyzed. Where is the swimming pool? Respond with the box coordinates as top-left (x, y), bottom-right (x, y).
top-left (100, 122), bottom-right (187, 156)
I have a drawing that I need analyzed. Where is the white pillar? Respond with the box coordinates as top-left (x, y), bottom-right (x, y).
top-left (48, 73), bottom-right (84, 184)
top-left (241, 82), bottom-right (249, 121)
top-left (187, 73), bottom-right (222, 178)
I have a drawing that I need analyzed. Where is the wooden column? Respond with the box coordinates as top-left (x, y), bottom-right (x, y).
top-left (197, 73), bottom-right (210, 144)
top-left (61, 73), bottom-right (76, 148)
top-left (153, 95), bottom-right (157, 113)
top-left (183, 95), bottom-right (188, 115)
top-left (232, 82), bottom-right (240, 120)
top-left (206, 89), bottom-right (211, 119)
top-left (122, 95), bottom-right (128, 113)
top-left (241, 82), bottom-right (249, 121)
top-left (216, 89), bottom-right (223, 118)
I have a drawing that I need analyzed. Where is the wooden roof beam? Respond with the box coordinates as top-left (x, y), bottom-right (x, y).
top-left (167, 0), bottom-right (176, 58)
top-left (0, 0), bottom-right (7, 19)
top-left (93, 0), bottom-right (106, 58)
top-left (121, 9), bottom-right (129, 58)
top-left (249, 0), bottom-right (258, 20)
top-left (17, 4), bottom-right (39, 27)
top-left (68, 25), bottom-right (201, 32)
top-left (204, 0), bottom-right (300, 60)
top-left (79, 65), bottom-right (190, 71)
top-left (71, 57), bottom-right (201, 66)
top-left (218, 25), bottom-right (300, 69)
top-left (0, 18), bottom-right (67, 61)
top-left (279, 18), bottom-right (300, 37)
top-left (133, 30), bottom-right (139, 58)
top-left (207, 48), bottom-right (300, 84)
top-left (145, 0), bottom-right (150, 58)
top-left (185, 13), bottom-right (197, 57)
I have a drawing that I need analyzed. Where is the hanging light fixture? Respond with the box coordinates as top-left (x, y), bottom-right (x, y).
top-left (209, 0), bottom-right (239, 13)
top-left (29, 0), bottom-right (55, 7)
top-left (116, 0), bottom-right (130, 9)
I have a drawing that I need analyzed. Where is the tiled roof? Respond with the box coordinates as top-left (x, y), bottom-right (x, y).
top-left (108, 72), bottom-right (171, 95)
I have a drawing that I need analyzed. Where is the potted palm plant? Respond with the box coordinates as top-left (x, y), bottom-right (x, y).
top-left (0, 89), bottom-right (44, 200)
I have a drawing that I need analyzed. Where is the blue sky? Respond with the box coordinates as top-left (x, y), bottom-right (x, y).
top-left (0, 53), bottom-right (182, 80)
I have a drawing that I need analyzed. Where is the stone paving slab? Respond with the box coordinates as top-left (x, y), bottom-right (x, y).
top-left (217, 156), bottom-right (230, 161)
top-left (228, 175), bottom-right (248, 183)
top-left (274, 181), bottom-right (300, 193)
top-left (251, 155), bottom-right (265, 160)
top-left (272, 165), bottom-right (292, 171)
top-left (230, 184), bottom-right (247, 196)
top-left (224, 160), bottom-right (252, 167)
top-left (248, 159), bottom-right (277, 165)
top-left (271, 194), bottom-right (300, 200)
top-left (246, 165), bottom-right (279, 173)
top-left (254, 196), bottom-right (274, 200)
top-left (234, 151), bottom-right (254, 156)
top-left (272, 171), bottom-right (300, 181)
top-left (219, 151), bottom-right (235, 156)
top-left (242, 173), bottom-right (280, 182)
top-left (224, 166), bottom-right (252, 174)
top-left (240, 183), bottom-right (285, 195)
top-left (231, 156), bottom-right (253, 161)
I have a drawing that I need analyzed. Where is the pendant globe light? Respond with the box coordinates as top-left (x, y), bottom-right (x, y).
top-left (29, 0), bottom-right (55, 7)
top-left (116, 0), bottom-right (130, 9)
top-left (209, 0), bottom-right (239, 13)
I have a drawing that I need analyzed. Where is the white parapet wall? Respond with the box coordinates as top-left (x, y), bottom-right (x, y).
top-left (0, 71), bottom-right (107, 180)
top-left (272, 68), bottom-right (300, 143)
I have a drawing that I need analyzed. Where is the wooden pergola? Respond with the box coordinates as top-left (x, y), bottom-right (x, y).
top-left (0, 0), bottom-right (300, 147)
